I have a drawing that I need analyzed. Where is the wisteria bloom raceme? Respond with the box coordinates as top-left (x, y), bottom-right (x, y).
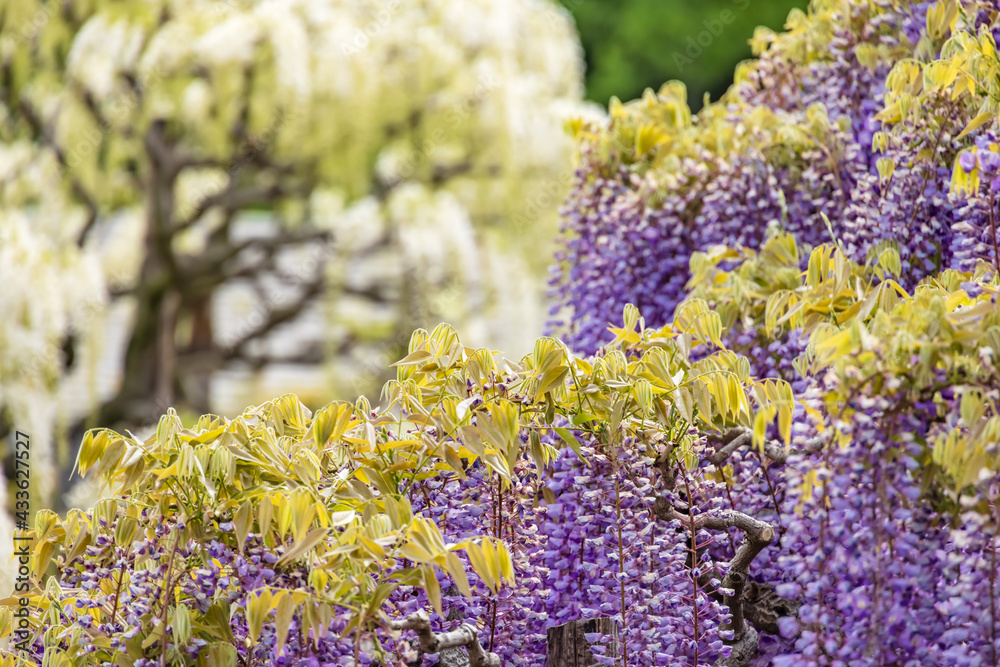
top-left (11, 316), bottom-right (785, 667)
top-left (408, 439), bottom-right (736, 667)
top-left (548, 0), bottom-right (1000, 356)
top-left (21, 3), bottom-right (1000, 665)
top-left (547, 4), bottom-right (891, 354)
top-left (950, 133), bottom-right (1000, 273)
top-left (543, 5), bottom-right (1000, 658)
top-left (751, 391), bottom-right (1000, 667)
top-left (48, 516), bottom-right (362, 666)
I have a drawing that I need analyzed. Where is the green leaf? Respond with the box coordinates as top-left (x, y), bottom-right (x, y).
top-left (554, 427), bottom-right (583, 459)
top-left (391, 349), bottom-right (433, 367)
top-left (957, 111), bottom-right (994, 140)
top-left (172, 603), bottom-right (192, 646)
top-left (399, 539), bottom-right (434, 564)
top-left (277, 528), bottom-right (329, 566)
top-left (423, 565), bottom-right (442, 616)
top-left (446, 551), bottom-right (472, 598)
top-left (464, 540), bottom-right (496, 593)
top-left (529, 430), bottom-right (546, 474)
top-left (366, 582), bottom-right (397, 618)
top-left (535, 366), bottom-right (569, 399)
top-left (246, 590), bottom-right (272, 644)
top-left (753, 405), bottom-right (777, 449)
top-left (671, 388), bottom-right (694, 425)
top-left (961, 390), bottom-right (984, 427)
top-left (274, 593), bottom-right (296, 655)
top-left (204, 602), bottom-right (237, 645)
top-left (329, 510), bottom-right (356, 527)
top-left (610, 398), bottom-right (625, 439)
top-left (233, 499), bottom-right (253, 555)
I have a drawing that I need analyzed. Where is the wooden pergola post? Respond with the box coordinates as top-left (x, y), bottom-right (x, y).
top-left (546, 618), bottom-right (619, 667)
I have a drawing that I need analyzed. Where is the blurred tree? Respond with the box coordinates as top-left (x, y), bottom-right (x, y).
top-left (562, 0), bottom-right (808, 107)
top-left (0, 0), bottom-right (590, 509)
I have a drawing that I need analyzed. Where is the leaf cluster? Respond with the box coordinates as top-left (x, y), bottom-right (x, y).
top-left (1, 312), bottom-right (798, 664)
top-left (690, 231), bottom-right (1000, 511)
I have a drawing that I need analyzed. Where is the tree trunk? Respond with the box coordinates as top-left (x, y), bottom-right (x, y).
top-left (546, 618), bottom-right (619, 667)
top-left (78, 122), bottom-right (181, 435)
top-left (177, 293), bottom-right (215, 415)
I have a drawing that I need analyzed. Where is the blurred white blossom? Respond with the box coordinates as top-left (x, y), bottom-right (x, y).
top-left (0, 0), bottom-right (597, 531)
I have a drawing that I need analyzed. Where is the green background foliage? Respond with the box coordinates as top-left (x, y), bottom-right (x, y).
top-left (562, 0), bottom-right (809, 107)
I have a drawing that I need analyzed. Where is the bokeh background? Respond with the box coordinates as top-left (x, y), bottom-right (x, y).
top-left (564, 0), bottom-right (805, 108)
top-left (0, 0), bottom-right (806, 572)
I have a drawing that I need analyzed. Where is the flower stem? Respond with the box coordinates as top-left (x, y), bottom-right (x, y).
top-left (612, 464), bottom-right (630, 667)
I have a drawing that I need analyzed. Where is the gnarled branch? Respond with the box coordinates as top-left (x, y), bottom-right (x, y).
top-left (221, 273), bottom-right (326, 358)
top-left (655, 501), bottom-right (774, 667)
top-left (387, 611), bottom-right (500, 667)
top-left (17, 97), bottom-right (100, 247)
top-left (707, 427), bottom-right (828, 467)
top-left (653, 434), bottom-right (778, 667)
top-left (172, 182), bottom-right (287, 234)
top-left (179, 228), bottom-right (332, 290)
top-left (656, 505), bottom-right (774, 576)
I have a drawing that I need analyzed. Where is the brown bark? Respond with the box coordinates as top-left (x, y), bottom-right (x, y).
top-left (69, 109), bottom-right (335, 447)
top-left (546, 618), bottom-right (619, 667)
top-left (89, 122), bottom-right (180, 431)
top-left (707, 427), bottom-right (828, 467)
top-left (742, 579), bottom-right (800, 636)
top-left (177, 293), bottom-right (215, 414)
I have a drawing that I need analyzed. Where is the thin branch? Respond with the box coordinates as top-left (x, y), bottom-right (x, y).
top-left (656, 503), bottom-right (773, 667)
top-left (228, 346), bottom-right (326, 371)
top-left (173, 152), bottom-right (228, 171)
top-left (109, 548), bottom-right (126, 627)
top-left (707, 427), bottom-right (827, 467)
top-left (156, 528), bottom-right (182, 667)
top-left (172, 183), bottom-right (286, 235)
top-left (222, 274), bottom-right (326, 359)
top-left (17, 97), bottom-right (100, 247)
top-left (653, 440), bottom-right (776, 667)
top-left (386, 611), bottom-right (501, 667)
top-left (431, 161), bottom-right (474, 184)
top-left (79, 87), bottom-right (109, 134)
top-left (178, 337), bottom-right (349, 378)
top-left (706, 429), bottom-right (754, 466)
top-left (180, 228), bottom-right (331, 288)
